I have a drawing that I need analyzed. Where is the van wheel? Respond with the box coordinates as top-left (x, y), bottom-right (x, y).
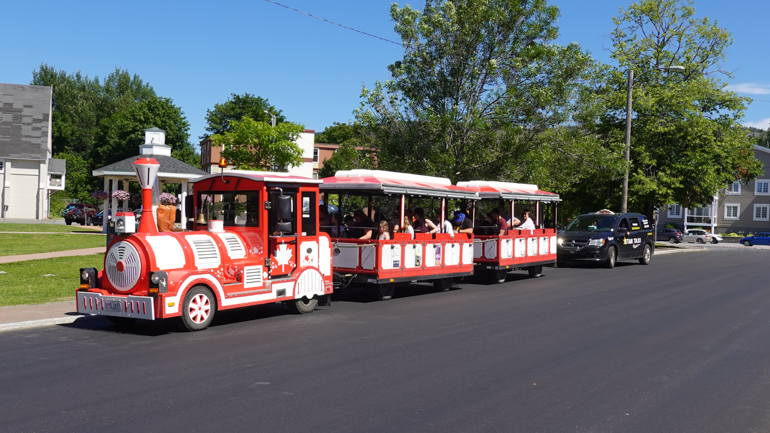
top-left (180, 286), bottom-right (216, 331)
top-left (287, 297), bottom-right (318, 313)
top-left (638, 244), bottom-right (652, 265)
top-left (604, 247), bottom-right (617, 269)
top-left (528, 265), bottom-right (543, 278)
top-left (373, 283), bottom-right (395, 301)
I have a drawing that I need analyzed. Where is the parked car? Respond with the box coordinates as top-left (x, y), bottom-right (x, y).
top-left (92, 208), bottom-right (133, 226)
top-left (61, 203), bottom-right (98, 226)
top-left (708, 233), bottom-right (723, 244)
top-left (656, 228), bottom-right (683, 243)
top-left (683, 229), bottom-right (712, 244)
top-left (740, 232), bottom-right (770, 246)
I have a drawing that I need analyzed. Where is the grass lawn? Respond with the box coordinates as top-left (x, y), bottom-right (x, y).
top-left (0, 223), bottom-right (102, 233)
top-left (0, 233), bottom-right (106, 256)
top-left (0, 254), bottom-right (104, 306)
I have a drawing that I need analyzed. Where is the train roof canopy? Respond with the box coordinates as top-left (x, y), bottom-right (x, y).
top-left (322, 170), bottom-right (479, 200)
top-left (192, 170), bottom-right (321, 185)
top-left (457, 180), bottom-right (561, 202)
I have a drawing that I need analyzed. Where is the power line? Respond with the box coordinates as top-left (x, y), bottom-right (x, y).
top-left (264, 0), bottom-right (403, 47)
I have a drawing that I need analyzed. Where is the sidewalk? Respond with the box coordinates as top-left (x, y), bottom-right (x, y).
top-left (0, 247), bottom-right (105, 264)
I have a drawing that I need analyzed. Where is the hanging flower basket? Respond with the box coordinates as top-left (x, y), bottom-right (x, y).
top-left (159, 192), bottom-right (178, 206)
top-left (91, 190), bottom-right (109, 200)
top-left (112, 190), bottom-right (130, 201)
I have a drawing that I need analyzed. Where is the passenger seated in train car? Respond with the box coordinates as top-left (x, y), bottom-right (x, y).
top-left (330, 212), bottom-right (346, 237)
top-left (439, 212), bottom-right (455, 238)
top-left (412, 207), bottom-right (439, 234)
top-left (512, 209), bottom-right (536, 230)
top-left (452, 210), bottom-right (474, 234)
top-left (378, 220), bottom-right (391, 240)
top-left (490, 208), bottom-right (508, 235)
top-left (353, 210), bottom-right (375, 240)
top-left (319, 206), bottom-right (331, 227)
top-left (394, 214), bottom-right (415, 239)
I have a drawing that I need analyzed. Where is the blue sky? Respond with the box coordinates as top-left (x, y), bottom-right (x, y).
top-left (2, 0), bottom-right (769, 146)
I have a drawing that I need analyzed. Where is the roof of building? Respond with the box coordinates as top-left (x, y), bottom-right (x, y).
top-left (93, 154), bottom-right (207, 179)
top-left (0, 83), bottom-right (52, 160)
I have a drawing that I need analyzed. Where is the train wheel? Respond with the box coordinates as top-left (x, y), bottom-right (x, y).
top-left (180, 286), bottom-right (216, 331)
top-left (528, 265), bottom-right (543, 278)
top-left (287, 297), bottom-right (318, 314)
top-left (489, 269), bottom-right (508, 284)
top-left (433, 278), bottom-right (453, 292)
top-left (373, 283), bottom-right (396, 301)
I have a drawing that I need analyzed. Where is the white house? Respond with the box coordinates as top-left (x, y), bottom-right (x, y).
top-left (0, 83), bottom-right (66, 219)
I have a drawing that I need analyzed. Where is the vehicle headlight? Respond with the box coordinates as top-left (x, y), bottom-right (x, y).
top-left (557, 238), bottom-right (564, 246)
top-left (116, 219), bottom-right (125, 232)
top-left (150, 273), bottom-right (160, 285)
top-left (81, 269), bottom-right (90, 281)
top-left (588, 238), bottom-right (605, 247)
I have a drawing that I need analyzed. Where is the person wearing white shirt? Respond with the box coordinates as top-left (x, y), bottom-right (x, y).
top-left (441, 217), bottom-right (455, 238)
top-left (514, 209), bottom-right (536, 230)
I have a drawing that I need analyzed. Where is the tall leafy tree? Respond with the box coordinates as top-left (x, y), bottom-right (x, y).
top-left (31, 65), bottom-right (198, 204)
top-left (356, 0), bottom-right (597, 184)
top-left (210, 118), bottom-right (304, 171)
top-left (593, 0), bottom-right (761, 217)
top-left (202, 93), bottom-right (285, 139)
top-left (315, 122), bottom-right (358, 144)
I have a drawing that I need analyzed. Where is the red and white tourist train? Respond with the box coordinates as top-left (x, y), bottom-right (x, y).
top-left (77, 158), bottom-right (333, 330)
top-left (76, 162), bottom-right (560, 331)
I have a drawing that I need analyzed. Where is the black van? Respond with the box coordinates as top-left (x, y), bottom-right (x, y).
top-left (557, 210), bottom-right (654, 268)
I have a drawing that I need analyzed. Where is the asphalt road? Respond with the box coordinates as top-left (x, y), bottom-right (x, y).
top-left (2, 248), bottom-right (770, 433)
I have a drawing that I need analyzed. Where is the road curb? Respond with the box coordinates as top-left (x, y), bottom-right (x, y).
top-left (0, 315), bottom-right (95, 333)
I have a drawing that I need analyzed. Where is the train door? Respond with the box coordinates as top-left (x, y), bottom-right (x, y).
top-left (267, 188), bottom-right (298, 278)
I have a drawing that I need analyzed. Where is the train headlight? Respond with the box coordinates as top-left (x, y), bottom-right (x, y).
top-left (116, 219), bottom-right (125, 232)
top-left (150, 273), bottom-right (160, 285)
top-left (148, 271), bottom-right (168, 295)
top-left (79, 267), bottom-right (98, 290)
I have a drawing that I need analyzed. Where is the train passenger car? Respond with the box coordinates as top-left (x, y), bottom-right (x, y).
top-left (457, 181), bottom-right (560, 283)
top-left (76, 159), bottom-right (333, 331)
top-left (320, 170), bottom-right (479, 300)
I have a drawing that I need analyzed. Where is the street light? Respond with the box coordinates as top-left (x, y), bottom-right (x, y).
top-left (264, 110), bottom-right (276, 127)
top-left (621, 65), bottom-right (685, 213)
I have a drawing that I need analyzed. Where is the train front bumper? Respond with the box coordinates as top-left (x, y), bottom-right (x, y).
top-left (76, 291), bottom-right (155, 320)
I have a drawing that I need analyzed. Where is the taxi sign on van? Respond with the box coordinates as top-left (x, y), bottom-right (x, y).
top-left (595, 209), bottom-right (615, 215)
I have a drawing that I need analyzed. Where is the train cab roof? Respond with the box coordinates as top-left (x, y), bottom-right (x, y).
top-left (192, 170), bottom-right (322, 185)
top-left (321, 169), bottom-right (479, 200)
top-left (457, 180), bottom-right (561, 202)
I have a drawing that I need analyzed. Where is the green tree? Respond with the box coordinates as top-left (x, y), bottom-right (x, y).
top-left (315, 122), bottom-right (358, 144)
top-left (594, 0), bottom-right (761, 216)
top-left (203, 93), bottom-right (286, 139)
top-left (31, 65), bottom-right (198, 203)
top-left (211, 118), bottom-right (304, 171)
top-left (356, 0), bottom-right (596, 185)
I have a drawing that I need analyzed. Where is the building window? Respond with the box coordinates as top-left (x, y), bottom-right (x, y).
top-left (724, 203), bottom-right (740, 220)
top-left (726, 181), bottom-right (741, 195)
top-left (667, 204), bottom-right (682, 218)
top-left (49, 174), bottom-right (62, 187)
top-left (756, 180), bottom-right (770, 195)
top-left (754, 204), bottom-right (770, 221)
top-left (0, 160), bottom-right (3, 172)
top-left (313, 148), bottom-right (319, 163)
top-left (312, 172), bottom-right (319, 180)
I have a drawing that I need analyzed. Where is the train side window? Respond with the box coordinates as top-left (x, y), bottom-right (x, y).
top-left (268, 190), bottom-right (297, 235)
top-left (301, 191), bottom-right (317, 236)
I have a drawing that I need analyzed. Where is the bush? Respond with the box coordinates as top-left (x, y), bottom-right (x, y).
top-left (664, 222), bottom-right (678, 229)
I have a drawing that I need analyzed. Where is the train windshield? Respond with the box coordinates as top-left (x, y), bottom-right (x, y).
top-left (565, 215), bottom-right (618, 232)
